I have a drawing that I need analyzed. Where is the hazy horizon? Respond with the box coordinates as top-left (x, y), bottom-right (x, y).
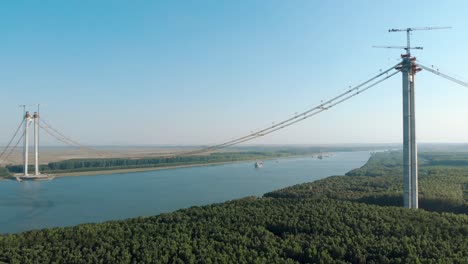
top-left (3, 142), bottom-right (468, 148)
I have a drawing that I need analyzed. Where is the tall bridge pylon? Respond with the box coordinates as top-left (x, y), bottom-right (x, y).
top-left (22, 111), bottom-right (41, 177)
top-left (16, 105), bottom-right (53, 181)
top-left (381, 26), bottom-right (451, 208)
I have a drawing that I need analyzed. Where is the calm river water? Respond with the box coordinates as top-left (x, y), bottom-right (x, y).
top-left (0, 151), bottom-right (371, 234)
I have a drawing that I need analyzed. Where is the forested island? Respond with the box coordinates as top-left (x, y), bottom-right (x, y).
top-left (0, 151), bottom-right (467, 263)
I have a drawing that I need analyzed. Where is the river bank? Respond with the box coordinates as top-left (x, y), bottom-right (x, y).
top-left (5, 154), bottom-right (322, 179)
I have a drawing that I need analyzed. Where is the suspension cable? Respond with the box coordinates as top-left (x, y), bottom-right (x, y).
top-left (30, 63), bottom-right (401, 160)
top-left (417, 63), bottom-right (468, 88)
top-left (39, 122), bottom-right (111, 157)
top-left (181, 69), bottom-right (400, 155)
top-left (222, 70), bottom-right (400, 149)
top-left (164, 67), bottom-right (400, 157)
top-left (39, 124), bottom-right (78, 147)
top-left (0, 119), bottom-right (24, 161)
top-left (1, 130), bottom-right (25, 165)
top-left (41, 119), bottom-right (86, 147)
top-left (178, 63), bottom-right (401, 156)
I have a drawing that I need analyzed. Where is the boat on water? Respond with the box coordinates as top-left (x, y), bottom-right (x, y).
top-left (254, 161), bottom-right (263, 168)
top-left (316, 152), bottom-right (334, 160)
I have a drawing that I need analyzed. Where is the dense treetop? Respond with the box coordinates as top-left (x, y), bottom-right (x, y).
top-left (1, 197), bottom-right (467, 264)
top-left (267, 151), bottom-right (468, 214)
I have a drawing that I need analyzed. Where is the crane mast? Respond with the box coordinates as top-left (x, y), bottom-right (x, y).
top-left (388, 27), bottom-right (451, 56)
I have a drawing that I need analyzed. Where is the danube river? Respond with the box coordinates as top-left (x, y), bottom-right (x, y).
top-left (0, 151), bottom-right (371, 234)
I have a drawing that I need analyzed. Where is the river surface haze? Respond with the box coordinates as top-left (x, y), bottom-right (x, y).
top-left (0, 151), bottom-right (371, 234)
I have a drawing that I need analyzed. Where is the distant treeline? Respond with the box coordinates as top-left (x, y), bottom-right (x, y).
top-left (0, 167), bottom-right (9, 178)
top-left (5, 151), bottom-right (301, 174)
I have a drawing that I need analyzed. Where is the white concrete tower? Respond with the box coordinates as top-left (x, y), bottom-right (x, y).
top-left (401, 56), bottom-right (413, 208)
top-left (23, 111), bottom-right (32, 176)
top-left (401, 55), bottom-right (419, 208)
top-left (409, 68), bottom-right (418, 209)
top-left (33, 112), bottom-right (40, 175)
top-left (386, 26), bottom-right (449, 208)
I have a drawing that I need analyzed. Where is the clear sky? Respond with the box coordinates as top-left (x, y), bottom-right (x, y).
top-left (1, 0), bottom-right (468, 146)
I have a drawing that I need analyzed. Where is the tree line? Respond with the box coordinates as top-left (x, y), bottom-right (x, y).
top-left (5, 151), bottom-right (295, 175)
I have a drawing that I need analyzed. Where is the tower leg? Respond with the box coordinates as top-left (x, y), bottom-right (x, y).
top-left (410, 73), bottom-right (418, 208)
top-left (402, 57), bottom-right (418, 209)
top-left (402, 61), bottom-right (412, 208)
top-left (23, 112), bottom-right (31, 176)
top-left (34, 112), bottom-right (39, 175)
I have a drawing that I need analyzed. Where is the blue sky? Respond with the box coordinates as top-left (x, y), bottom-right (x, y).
top-left (1, 0), bottom-right (468, 146)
